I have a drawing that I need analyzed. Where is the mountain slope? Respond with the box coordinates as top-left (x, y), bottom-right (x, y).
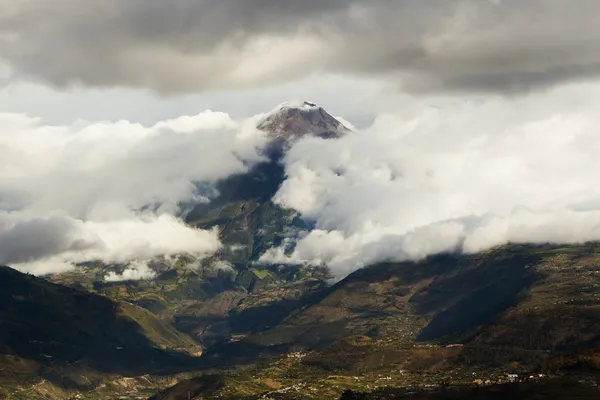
top-left (186, 100), bottom-right (346, 266)
top-left (202, 247), bottom-right (539, 363)
top-left (185, 158), bottom-right (297, 266)
top-left (46, 101), bottom-right (344, 355)
top-left (257, 100), bottom-right (349, 153)
top-left (53, 100), bottom-right (343, 291)
top-left (0, 266), bottom-right (202, 397)
top-left (160, 244), bottom-right (600, 399)
top-left (240, 243), bottom-right (600, 354)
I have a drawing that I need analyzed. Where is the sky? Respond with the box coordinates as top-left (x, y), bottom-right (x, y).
top-left (2, 0), bottom-right (600, 277)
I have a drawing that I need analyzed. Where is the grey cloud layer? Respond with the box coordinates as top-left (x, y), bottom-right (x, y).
top-left (1, 0), bottom-right (599, 93)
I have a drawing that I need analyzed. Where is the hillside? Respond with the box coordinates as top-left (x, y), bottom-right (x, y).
top-left (340, 375), bottom-right (600, 400)
top-left (48, 102), bottom-right (340, 348)
top-left (158, 243), bottom-right (600, 399)
top-left (0, 266), bottom-right (202, 399)
top-left (8, 243), bottom-right (600, 399)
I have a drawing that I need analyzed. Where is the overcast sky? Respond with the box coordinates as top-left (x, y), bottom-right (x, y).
top-left (3, 0), bottom-right (600, 122)
top-left (2, 0), bottom-right (600, 276)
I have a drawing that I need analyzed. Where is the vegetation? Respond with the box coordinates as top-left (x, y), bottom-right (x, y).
top-left (7, 243), bottom-right (600, 398)
top-left (0, 266), bottom-right (202, 399)
top-left (152, 243), bottom-right (600, 399)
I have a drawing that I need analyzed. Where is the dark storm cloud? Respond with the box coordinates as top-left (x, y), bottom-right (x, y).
top-left (1, 0), bottom-right (599, 93)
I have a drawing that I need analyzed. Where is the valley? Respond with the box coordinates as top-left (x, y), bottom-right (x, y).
top-left (5, 242), bottom-right (600, 399)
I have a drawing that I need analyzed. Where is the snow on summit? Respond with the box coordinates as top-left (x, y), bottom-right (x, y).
top-left (257, 100), bottom-right (350, 146)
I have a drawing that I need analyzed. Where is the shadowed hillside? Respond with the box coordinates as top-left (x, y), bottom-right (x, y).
top-left (340, 374), bottom-right (600, 400)
top-left (0, 266), bottom-right (202, 397)
top-left (156, 244), bottom-right (600, 399)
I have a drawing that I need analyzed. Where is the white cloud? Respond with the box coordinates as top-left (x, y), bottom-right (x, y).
top-left (105, 260), bottom-right (156, 282)
top-left (262, 82), bottom-right (600, 276)
top-left (0, 111), bottom-right (265, 216)
top-left (212, 260), bottom-right (235, 272)
top-left (0, 109), bottom-right (266, 274)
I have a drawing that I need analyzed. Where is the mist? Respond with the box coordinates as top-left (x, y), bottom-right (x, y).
top-left (0, 110), bottom-right (266, 274)
top-left (5, 81), bottom-right (600, 278)
top-left (262, 82), bottom-right (600, 276)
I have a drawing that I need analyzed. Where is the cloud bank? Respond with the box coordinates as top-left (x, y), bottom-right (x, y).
top-left (2, 1), bottom-right (600, 93)
top-left (262, 82), bottom-right (600, 276)
top-left (0, 110), bottom-right (266, 274)
top-left (105, 260), bottom-right (156, 282)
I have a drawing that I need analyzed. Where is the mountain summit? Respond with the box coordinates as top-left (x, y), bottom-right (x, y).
top-left (257, 101), bottom-right (350, 153)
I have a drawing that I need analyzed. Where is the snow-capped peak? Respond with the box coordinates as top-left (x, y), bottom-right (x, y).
top-left (263, 100), bottom-right (320, 117)
top-left (257, 100), bottom-right (350, 146)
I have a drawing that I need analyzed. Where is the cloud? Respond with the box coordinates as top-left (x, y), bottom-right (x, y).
top-left (261, 82), bottom-right (600, 276)
top-left (0, 212), bottom-right (96, 266)
top-left (212, 260), bottom-right (235, 272)
top-left (0, 111), bottom-right (265, 216)
top-left (0, 109), bottom-right (266, 274)
top-left (2, 1), bottom-right (600, 93)
top-left (105, 260), bottom-right (156, 282)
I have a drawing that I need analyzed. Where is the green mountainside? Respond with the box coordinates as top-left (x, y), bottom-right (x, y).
top-left (186, 158), bottom-right (311, 270)
top-left (49, 156), bottom-right (321, 352)
top-left (0, 266), bottom-right (202, 399)
top-left (156, 243), bottom-right (600, 399)
top-left (6, 242), bottom-right (600, 399)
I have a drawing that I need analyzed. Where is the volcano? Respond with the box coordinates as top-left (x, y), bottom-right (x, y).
top-left (257, 100), bottom-right (350, 154)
